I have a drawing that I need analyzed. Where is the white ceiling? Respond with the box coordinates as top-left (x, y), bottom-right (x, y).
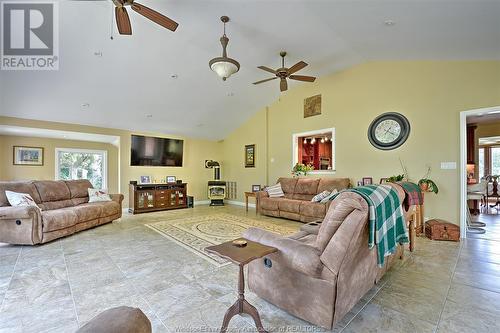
top-left (1, 0), bottom-right (499, 140)
top-left (0, 125), bottom-right (120, 145)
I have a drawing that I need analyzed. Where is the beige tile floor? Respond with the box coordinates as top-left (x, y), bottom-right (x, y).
top-left (0, 205), bottom-right (499, 332)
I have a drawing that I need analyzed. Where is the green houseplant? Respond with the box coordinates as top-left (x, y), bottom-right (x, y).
top-left (292, 163), bottom-right (314, 177)
top-left (418, 166), bottom-right (439, 194)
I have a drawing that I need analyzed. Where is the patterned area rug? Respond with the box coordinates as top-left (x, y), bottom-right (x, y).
top-left (145, 213), bottom-right (298, 267)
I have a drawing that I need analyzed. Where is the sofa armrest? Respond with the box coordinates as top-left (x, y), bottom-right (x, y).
top-left (109, 194), bottom-right (124, 205)
top-left (0, 205), bottom-right (41, 220)
top-left (243, 227), bottom-right (323, 277)
top-left (256, 190), bottom-right (269, 201)
top-left (0, 206), bottom-right (42, 245)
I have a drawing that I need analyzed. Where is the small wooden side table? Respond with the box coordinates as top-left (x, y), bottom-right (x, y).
top-left (244, 192), bottom-right (258, 213)
top-left (205, 238), bottom-right (277, 333)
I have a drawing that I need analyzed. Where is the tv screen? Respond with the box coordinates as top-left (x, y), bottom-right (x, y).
top-left (131, 135), bottom-right (183, 167)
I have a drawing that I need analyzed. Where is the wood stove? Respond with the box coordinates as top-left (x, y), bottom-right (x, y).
top-left (206, 160), bottom-right (226, 206)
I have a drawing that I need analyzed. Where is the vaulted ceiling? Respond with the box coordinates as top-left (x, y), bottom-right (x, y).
top-left (1, 0), bottom-right (499, 140)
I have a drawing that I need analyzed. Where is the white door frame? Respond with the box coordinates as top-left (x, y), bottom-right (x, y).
top-left (460, 106), bottom-right (500, 238)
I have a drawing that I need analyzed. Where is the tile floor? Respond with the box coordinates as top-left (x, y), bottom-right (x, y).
top-left (0, 205), bottom-right (499, 332)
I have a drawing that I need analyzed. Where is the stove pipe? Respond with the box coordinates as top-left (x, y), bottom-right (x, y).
top-left (214, 166), bottom-right (221, 180)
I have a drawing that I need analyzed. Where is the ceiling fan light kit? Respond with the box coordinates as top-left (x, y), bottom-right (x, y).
top-left (209, 16), bottom-right (240, 81)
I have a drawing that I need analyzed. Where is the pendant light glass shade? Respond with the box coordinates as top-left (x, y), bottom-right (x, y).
top-left (209, 16), bottom-right (240, 81)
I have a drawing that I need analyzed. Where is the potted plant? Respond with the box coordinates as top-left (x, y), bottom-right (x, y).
top-left (292, 163), bottom-right (314, 177)
top-left (418, 166), bottom-right (439, 194)
top-left (386, 174), bottom-right (406, 183)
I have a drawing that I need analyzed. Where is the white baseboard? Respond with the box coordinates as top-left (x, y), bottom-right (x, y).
top-left (226, 200), bottom-right (256, 208)
top-left (194, 200), bottom-right (210, 206)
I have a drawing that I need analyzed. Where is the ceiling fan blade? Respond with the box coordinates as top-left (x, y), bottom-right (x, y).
top-left (280, 78), bottom-right (288, 92)
top-left (288, 61), bottom-right (308, 74)
top-left (257, 66), bottom-right (277, 74)
top-left (253, 77), bottom-right (278, 85)
top-left (115, 6), bottom-right (132, 35)
top-left (289, 75), bottom-right (316, 82)
top-left (131, 2), bottom-right (179, 32)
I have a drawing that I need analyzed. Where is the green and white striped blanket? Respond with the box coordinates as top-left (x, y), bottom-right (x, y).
top-left (332, 185), bottom-right (408, 266)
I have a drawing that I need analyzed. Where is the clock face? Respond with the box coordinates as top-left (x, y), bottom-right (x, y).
top-left (368, 113), bottom-right (410, 150)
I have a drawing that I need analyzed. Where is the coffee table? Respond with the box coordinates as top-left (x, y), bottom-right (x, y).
top-left (205, 238), bottom-right (277, 333)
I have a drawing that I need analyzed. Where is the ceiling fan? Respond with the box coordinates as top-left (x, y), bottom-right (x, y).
top-left (74, 0), bottom-right (178, 35)
top-left (113, 0), bottom-right (178, 35)
top-left (253, 51), bottom-right (316, 92)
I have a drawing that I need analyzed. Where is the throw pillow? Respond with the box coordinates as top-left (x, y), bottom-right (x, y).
top-left (311, 190), bottom-right (330, 202)
top-left (320, 189), bottom-right (339, 203)
top-left (5, 191), bottom-right (39, 208)
top-left (266, 183), bottom-right (285, 198)
top-left (88, 188), bottom-right (112, 203)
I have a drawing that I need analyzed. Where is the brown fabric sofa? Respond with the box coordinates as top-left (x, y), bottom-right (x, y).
top-left (243, 190), bottom-right (404, 329)
top-left (0, 180), bottom-right (123, 245)
top-left (257, 177), bottom-right (350, 223)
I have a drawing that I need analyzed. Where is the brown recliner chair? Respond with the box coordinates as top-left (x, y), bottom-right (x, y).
top-left (243, 191), bottom-right (404, 329)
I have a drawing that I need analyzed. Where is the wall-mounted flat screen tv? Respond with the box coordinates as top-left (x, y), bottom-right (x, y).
top-left (131, 135), bottom-right (183, 167)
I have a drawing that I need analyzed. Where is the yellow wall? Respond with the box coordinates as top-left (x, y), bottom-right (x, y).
top-left (222, 61), bottom-right (500, 224)
top-left (0, 135), bottom-right (119, 193)
top-left (0, 117), bottom-right (223, 207)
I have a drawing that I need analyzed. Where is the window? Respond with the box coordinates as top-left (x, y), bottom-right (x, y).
top-left (492, 147), bottom-right (500, 176)
top-left (479, 148), bottom-right (485, 179)
top-left (55, 148), bottom-right (107, 189)
top-left (292, 128), bottom-right (335, 173)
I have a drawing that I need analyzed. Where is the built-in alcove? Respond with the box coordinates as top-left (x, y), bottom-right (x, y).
top-left (292, 128), bottom-right (335, 173)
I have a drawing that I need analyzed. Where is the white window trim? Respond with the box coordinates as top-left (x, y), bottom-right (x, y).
top-left (292, 128), bottom-right (336, 174)
top-left (55, 148), bottom-right (108, 189)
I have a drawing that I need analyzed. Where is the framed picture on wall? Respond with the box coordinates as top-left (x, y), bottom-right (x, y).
top-left (13, 146), bottom-right (44, 166)
top-left (362, 177), bottom-right (373, 186)
top-left (245, 144), bottom-right (255, 168)
top-left (139, 176), bottom-right (152, 184)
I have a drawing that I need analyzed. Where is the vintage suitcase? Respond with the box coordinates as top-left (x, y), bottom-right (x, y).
top-left (425, 219), bottom-right (460, 241)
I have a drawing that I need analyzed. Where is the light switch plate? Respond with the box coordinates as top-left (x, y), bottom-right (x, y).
top-left (441, 162), bottom-right (457, 170)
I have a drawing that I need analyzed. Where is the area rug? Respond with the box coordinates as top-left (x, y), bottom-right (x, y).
top-left (145, 213), bottom-right (298, 267)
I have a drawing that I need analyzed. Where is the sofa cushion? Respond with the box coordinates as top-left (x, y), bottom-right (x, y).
top-left (95, 201), bottom-right (121, 217)
top-left (34, 180), bottom-right (71, 202)
top-left (292, 193), bottom-right (314, 201)
top-left (278, 199), bottom-right (302, 214)
top-left (277, 178), bottom-right (298, 194)
top-left (300, 202), bottom-right (326, 218)
top-left (266, 183), bottom-right (285, 198)
top-left (317, 178), bottom-right (350, 194)
top-left (295, 178), bottom-right (320, 195)
top-left (42, 208), bottom-right (78, 232)
top-left (260, 197), bottom-right (281, 211)
top-left (74, 203), bottom-right (103, 222)
top-left (315, 196), bottom-right (364, 251)
top-left (65, 179), bottom-right (93, 198)
top-left (38, 200), bottom-right (74, 211)
top-left (76, 306), bottom-right (152, 333)
top-left (0, 181), bottom-right (41, 206)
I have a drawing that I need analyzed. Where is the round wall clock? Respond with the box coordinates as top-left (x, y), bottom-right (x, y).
top-left (367, 112), bottom-right (410, 150)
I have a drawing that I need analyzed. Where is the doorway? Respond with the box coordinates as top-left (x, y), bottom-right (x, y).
top-left (460, 106), bottom-right (500, 239)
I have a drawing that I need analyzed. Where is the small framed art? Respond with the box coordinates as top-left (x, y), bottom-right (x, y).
top-left (362, 177), bottom-right (373, 186)
top-left (245, 144), bottom-right (255, 168)
top-left (166, 176), bottom-right (176, 183)
top-left (13, 146), bottom-right (44, 166)
top-left (139, 176), bottom-right (151, 184)
top-left (252, 185), bottom-right (261, 192)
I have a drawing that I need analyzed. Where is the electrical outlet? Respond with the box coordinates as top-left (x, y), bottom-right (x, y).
top-left (440, 162), bottom-right (457, 170)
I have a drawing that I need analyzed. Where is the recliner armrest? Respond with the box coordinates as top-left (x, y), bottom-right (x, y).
top-left (109, 194), bottom-right (124, 205)
top-left (256, 191), bottom-right (269, 200)
top-left (243, 227), bottom-right (323, 277)
top-left (0, 205), bottom-right (41, 219)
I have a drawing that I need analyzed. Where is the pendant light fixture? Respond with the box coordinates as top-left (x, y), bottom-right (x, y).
top-left (209, 16), bottom-right (240, 81)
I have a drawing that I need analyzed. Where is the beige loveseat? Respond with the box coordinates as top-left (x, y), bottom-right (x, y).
top-left (257, 177), bottom-right (350, 222)
top-left (244, 190), bottom-right (404, 329)
top-left (0, 180), bottom-right (123, 245)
